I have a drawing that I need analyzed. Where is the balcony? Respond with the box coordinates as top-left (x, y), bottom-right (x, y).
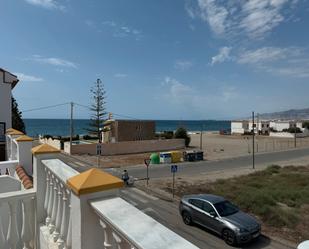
top-left (0, 130), bottom-right (200, 249)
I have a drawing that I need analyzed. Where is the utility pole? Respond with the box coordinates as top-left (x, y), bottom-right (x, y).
top-left (294, 122), bottom-right (297, 148)
top-left (252, 111), bottom-right (255, 170)
top-left (200, 125), bottom-right (203, 150)
top-left (70, 102), bottom-right (74, 155)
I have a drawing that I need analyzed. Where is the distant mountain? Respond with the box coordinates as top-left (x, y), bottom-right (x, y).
top-left (257, 108), bottom-right (309, 120)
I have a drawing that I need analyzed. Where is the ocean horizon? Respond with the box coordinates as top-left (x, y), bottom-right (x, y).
top-left (24, 119), bottom-right (231, 137)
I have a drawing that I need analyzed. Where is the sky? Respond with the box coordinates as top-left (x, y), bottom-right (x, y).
top-left (1, 0), bottom-right (309, 120)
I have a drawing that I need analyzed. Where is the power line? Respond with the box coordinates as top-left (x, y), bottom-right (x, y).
top-left (22, 102), bottom-right (70, 113)
top-left (74, 102), bottom-right (140, 120)
top-left (22, 101), bottom-right (142, 120)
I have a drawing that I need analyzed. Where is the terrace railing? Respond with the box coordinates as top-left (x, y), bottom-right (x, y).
top-left (41, 159), bottom-right (79, 249)
top-left (90, 197), bottom-right (199, 249)
top-left (0, 189), bottom-right (36, 249)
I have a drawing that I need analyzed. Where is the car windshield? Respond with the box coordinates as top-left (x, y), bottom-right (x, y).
top-left (214, 201), bottom-right (239, 217)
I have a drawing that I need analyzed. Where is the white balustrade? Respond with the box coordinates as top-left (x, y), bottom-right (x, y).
top-left (41, 159), bottom-right (79, 249)
top-left (90, 197), bottom-right (200, 249)
top-left (0, 160), bottom-right (18, 176)
top-left (0, 189), bottom-right (36, 249)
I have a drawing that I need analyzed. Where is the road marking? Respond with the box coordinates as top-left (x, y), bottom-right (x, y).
top-left (121, 189), bottom-right (148, 204)
top-left (131, 188), bottom-right (159, 201)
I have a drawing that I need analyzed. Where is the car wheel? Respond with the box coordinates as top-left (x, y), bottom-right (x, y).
top-left (182, 211), bottom-right (192, 225)
top-left (222, 229), bottom-right (237, 246)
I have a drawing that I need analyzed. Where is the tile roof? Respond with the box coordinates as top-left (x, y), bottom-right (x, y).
top-left (15, 165), bottom-right (33, 189)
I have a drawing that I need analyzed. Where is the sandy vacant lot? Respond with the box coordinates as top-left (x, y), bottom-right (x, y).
top-left (190, 132), bottom-right (309, 160)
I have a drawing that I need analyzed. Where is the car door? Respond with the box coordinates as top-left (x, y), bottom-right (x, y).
top-left (200, 201), bottom-right (223, 234)
top-left (188, 199), bottom-right (205, 224)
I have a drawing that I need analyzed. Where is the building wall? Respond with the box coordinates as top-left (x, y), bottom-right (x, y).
top-left (0, 71), bottom-right (12, 130)
top-left (106, 120), bottom-right (155, 142)
top-left (231, 122), bottom-right (245, 134)
top-left (66, 139), bottom-right (185, 155)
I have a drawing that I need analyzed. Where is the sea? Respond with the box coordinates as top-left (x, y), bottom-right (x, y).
top-left (24, 119), bottom-right (231, 137)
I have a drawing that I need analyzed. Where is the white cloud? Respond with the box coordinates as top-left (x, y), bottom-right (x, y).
top-left (190, 0), bottom-right (298, 39)
top-left (114, 73), bottom-right (128, 78)
top-left (162, 77), bottom-right (238, 108)
top-left (211, 47), bottom-right (232, 65)
top-left (29, 55), bottom-right (77, 68)
top-left (237, 47), bottom-right (301, 64)
top-left (14, 73), bottom-right (44, 82)
top-left (174, 60), bottom-right (193, 70)
top-left (163, 77), bottom-right (194, 99)
top-left (236, 46), bottom-right (309, 78)
top-left (102, 20), bottom-right (142, 40)
top-left (24, 0), bottom-right (64, 10)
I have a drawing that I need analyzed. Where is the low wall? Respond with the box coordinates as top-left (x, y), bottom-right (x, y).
top-left (39, 137), bottom-right (62, 150)
top-left (269, 132), bottom-right (309, 138)
top-left (66, 139), bottom-right (185, 156)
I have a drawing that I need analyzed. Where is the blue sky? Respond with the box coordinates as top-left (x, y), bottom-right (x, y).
top-left (2, 0), bottom-right (309, 120)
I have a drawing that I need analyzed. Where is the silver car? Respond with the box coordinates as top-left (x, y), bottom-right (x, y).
top-left (179, 194), bottom-right (261, 246)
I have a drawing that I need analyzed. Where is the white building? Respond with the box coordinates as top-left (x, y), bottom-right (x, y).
top-left (0, 68), bottom-right (19, 161)
top-left (231, 120), bottom-right (270, 135)
top-left (231, 120), bottom-right (249, 134)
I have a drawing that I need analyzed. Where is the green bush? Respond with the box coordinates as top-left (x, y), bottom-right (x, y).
top-left (174, 127), bottom-right (191, 147)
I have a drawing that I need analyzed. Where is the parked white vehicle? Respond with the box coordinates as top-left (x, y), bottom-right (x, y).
top-left (298, 241), bottom-right (309, 249)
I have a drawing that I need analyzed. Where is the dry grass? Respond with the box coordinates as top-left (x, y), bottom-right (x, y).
top-left (164, 165), bottom-right (309, 243)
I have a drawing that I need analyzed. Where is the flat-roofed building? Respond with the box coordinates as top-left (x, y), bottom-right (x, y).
top-left (102, 119), bottom-right (155, 143)
top-left (0, 68), bottom-right (19, 160)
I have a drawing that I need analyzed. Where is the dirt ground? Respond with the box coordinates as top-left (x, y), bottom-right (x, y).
top-left (69, 132), bottom-right (309, 168)
top-left (71, 152), bottom-right (152, 168)
top-left (190, 132), bottom-right (309, 160)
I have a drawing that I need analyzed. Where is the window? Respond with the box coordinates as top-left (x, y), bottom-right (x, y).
top-left (214, 201), bottom-right (239, 217)
top-left (0, 122), bottom-right (5, 142)
top-left (189, 199), bottom-right (203, 209)
top-left (202, 202), bottom-right (216, 214)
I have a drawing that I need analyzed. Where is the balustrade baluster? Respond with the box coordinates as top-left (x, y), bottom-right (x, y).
top-left (112, 232), bottom-right (135, 249)
top-left (53, 181), bottom-right (63, 242)
top-left (100, 220), bottom-right (114, 249)
top-left (57, 187), bottom-right (69, 249)
top-left (21, 198), bottom-right (34, 249)
top-left (66, 202), bottom-right (72, 249)
top-left (46, 174), bottom-right (54, 226)
top-left (0, 203), bottom-right (9, 249)
top-left (7, 199), bottom-right (20, 249)
top-left (44, 169), bottom-right (50, 219)
top-left (49, 176), bottom-right (58, 233)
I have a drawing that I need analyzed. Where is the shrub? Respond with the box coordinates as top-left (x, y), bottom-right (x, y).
top-left (174, 127), bottom-right (191, 147)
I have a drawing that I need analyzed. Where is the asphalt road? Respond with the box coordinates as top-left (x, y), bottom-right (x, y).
top-left (118, 187), bottom-right (292, 249)
top-left (107, 147), bottom-right (309, 179)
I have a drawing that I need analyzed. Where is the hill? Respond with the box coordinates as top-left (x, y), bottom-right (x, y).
top-left (258, 108), bottom-right (309, 120)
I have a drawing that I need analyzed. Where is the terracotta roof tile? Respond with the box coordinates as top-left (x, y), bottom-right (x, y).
top-left (16, 165), bottom-right (33, 189)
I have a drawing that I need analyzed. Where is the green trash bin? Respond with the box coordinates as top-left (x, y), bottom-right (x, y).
top-left (150, 153), bottom-right (160, 164)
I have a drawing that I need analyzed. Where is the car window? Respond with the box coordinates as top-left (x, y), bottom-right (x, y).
top-left (189, 199), bottom-right (203, 209)
top-left (202, 201), bottom-right (216, 214)
top-left (214, 201), bottom-right (239, 217)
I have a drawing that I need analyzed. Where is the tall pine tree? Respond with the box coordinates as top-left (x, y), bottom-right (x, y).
top-left (87, 79), bottom-right (107, 138)
top-left (12, 96), bottom-right (26, 133)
